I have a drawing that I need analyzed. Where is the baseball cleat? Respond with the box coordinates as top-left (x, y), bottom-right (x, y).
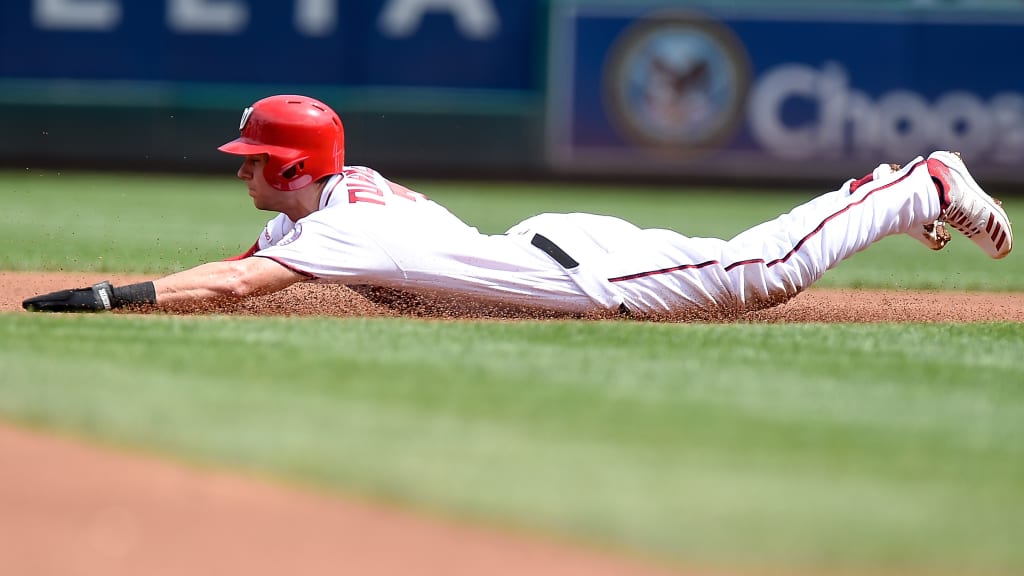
top-left (927, 151), bottom-right (1012, 259)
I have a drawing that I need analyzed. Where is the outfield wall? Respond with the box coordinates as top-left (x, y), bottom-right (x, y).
top-left (2, 1), bottom-right (1023, 186)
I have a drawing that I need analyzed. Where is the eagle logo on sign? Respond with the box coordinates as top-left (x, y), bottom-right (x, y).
top-left (239, 106), bottom-right (254, 130)
top-left (605, 13), bottom-right (750, 155)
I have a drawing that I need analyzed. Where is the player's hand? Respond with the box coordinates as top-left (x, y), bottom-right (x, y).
top-left (22, 281), bottom-right (116, 312)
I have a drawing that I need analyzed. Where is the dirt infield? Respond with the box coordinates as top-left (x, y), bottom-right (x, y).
top-left (3, 271), bottom-right (1022, 576)
top-left (4, 270), bottom-right (1024, 322)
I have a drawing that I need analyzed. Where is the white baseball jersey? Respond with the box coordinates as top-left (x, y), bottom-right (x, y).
top-left (252, 161), bottom-right (941, 317)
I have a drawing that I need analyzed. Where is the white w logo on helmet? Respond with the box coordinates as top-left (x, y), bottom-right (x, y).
top-left (239, 106), bottom-right (254, 130)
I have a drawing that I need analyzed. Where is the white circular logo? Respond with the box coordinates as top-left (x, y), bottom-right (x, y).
top-left (605, 13), bottom-right (750, 154)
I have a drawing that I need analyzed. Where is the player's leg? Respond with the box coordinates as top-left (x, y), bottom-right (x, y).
top-left (713, 157), bottom-right (940, 309)
top-left (601, 160), bottom-right (941, 315)
top-left (726, 162), bottom-right (904, 248)
top-left (731, 162), bottom-right (950, 251)
top-left (608, 152), bottom-right (1010, 316)
top-left (717, 152), bottom-right (1011, 311)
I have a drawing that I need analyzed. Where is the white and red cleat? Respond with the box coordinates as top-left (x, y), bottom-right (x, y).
top-left (927, 151), bottom-right (1012, 259)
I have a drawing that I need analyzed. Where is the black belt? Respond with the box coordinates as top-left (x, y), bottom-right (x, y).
top-left (530, 233), bottom-right (630, 316)
top-left (530, 233), bottom-right (579, 269)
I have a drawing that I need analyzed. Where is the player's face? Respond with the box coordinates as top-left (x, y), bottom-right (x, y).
top-left (237, 154), bottom-right (278, 211)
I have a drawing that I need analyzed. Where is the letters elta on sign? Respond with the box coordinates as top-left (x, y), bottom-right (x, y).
top-left (32, 0), bottom-right (499, 40)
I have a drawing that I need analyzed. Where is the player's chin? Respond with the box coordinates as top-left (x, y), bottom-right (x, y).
top-left (251, 198), bottom-right (273, 212)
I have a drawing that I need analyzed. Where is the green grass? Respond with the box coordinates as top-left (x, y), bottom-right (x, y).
top-left (1, 315), bottom-right (1023, 575)
top-left (3, 169), bottom-right (1023, 289)
top-left (2, 170), bottom-right (1024, 575)
top-left (1, 170), bottom-right (266, 272)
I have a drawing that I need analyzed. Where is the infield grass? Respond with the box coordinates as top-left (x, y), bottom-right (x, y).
top-left (2, 170), bottom-right (1024, 575)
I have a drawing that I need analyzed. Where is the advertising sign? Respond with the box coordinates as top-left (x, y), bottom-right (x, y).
top-left (1, 0), bottom-right (538, 93)
top-left (547, 3), bottom-right (1024, 182)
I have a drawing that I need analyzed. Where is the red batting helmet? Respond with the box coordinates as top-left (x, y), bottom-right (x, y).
top-left (218, 95), bottom-right (345, 191)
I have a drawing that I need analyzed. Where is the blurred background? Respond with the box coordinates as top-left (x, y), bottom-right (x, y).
top-left (3, 0), bottom-right (1024, 188)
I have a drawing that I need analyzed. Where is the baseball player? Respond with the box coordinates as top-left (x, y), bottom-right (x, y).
top-left (22, 94), bottom-right (1014, 319)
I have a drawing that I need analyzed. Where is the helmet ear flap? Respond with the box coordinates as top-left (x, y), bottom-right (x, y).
top-left (281, 160), bottom-right (304, 180)
top-left (269, 157), bottom-right (313, 191)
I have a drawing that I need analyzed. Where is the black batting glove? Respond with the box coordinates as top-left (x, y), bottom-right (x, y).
top-left (22, 281), bottom-right (117, 312)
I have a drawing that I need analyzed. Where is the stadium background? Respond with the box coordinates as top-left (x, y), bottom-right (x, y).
top-left (3, 0), bottom-right (1024, 187)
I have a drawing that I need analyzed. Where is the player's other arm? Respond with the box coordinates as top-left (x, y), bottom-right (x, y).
top-left (22, 257), bottom-right (305, 312)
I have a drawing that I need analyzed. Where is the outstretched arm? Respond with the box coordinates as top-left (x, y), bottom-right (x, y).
top-left (22, 257), bottom-right (306, 312)
top-left (153, 257), bottom-right (305, 306)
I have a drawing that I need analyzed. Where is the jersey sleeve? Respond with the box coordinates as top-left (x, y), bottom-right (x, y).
top-left (252, 207), bottom-right (401, 281)
top-left (260, 214), bottom-right (294, 249)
